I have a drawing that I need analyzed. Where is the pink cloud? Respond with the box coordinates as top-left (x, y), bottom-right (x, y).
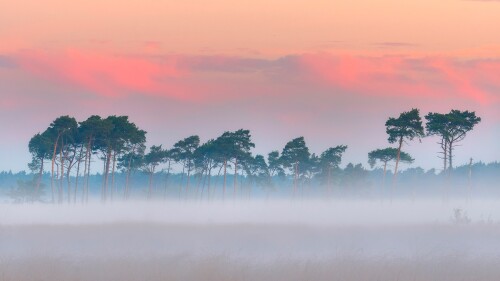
top-left (9, 49), bottom-right (500, 107)
top-left (15, 49), bottom-right (197, 100)
top-left (298, 54), bottom-right (500, 105)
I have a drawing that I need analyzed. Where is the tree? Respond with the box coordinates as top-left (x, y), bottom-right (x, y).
top-left (319, 145), bottom-right (348, 187)
top-left (267, 151), bottom-right (285, 178)
top-left (118, 142), bottom-right (146, 200)
top-left (385, 109), bottom-right (424, 183)
top-left (173, 135), bottom-right (200, 196)
top-left (213, 129), bottom-right (255, 199)
top-left (143, 145), bottom-right (167, 199)
top-left (368, 148), bottom-right (414, 185)
top-left (425, 110), bottom-right (481, 174)
top-left (193, 139), bottom-right (220, 200)
top-left (46, 116), bottom-right (78, 203)
top-left (243, 154), bottom-right (270, 196)
top-left (79, 115), bottom-right (107, 203)
top-left (28, 131), bottom-right (52, 195)
top-left (341, 163), bottom-right (369, 188)
top-left (280, 137), bottom-right (310, 195)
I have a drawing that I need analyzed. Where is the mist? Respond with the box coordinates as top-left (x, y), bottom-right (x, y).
top-left (2, 198), bottom-right (500, 281)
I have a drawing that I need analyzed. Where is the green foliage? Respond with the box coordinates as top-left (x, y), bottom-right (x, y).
top-left (368, 148), bottom-right (414, 168)
top-left (280, 137), bottom-right (311, 176)
top-left (267, 151), bottom-right (285, 177)
top-left (385, 108), bottom-right (425, 144)
top-left (425, 110), bottom-right (481, 143)
top-left (320, 145), bottom-right (348, 169)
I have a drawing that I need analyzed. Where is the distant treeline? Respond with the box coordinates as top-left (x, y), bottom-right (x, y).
top-left (2, 161), bottom-right (500, 203)
top-left (23, 108), bottom-right (483, 203)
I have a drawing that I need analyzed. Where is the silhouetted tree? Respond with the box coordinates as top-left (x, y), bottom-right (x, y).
top-left (425, 110), bottom-right (481, 174)
top-left (319, 145), bottom-right (348, 187)
top-left (280, 137), bottom-right (310, 195)
top-left (368, 148), bottom-right (414, 185)
top-left (28, 131), bottom-right (52, 195)
top-left (385, 109), bottom-right (424, 183)
top-left (143, 145), bottom-right (167, 199)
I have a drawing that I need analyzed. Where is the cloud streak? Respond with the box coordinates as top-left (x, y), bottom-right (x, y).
top-left (5, 49), bottom-right (500, 107)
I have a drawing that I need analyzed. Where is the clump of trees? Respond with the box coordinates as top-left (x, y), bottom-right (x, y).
top-left (27, 108), bottom-right (482, 203)
top-left (28, 116), bottom-right (349, 203)
top-left (425, 110), bottom-right (481, 175)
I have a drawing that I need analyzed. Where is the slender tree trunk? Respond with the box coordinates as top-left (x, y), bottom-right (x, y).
top-left (81, 141), bottom-right (89, 204)
top-left (294, 161), bottom-right (298, 196)
top-left (148, 166), bottom-right (155, 199)
top-left (111, 151), bottom-right (116, 201)
top-left (382, 161), bottom-right (387, 186)
top-left (66, 162), bottom-right (71, 204)
top-left (197, 168), bottom-right (205, 200)
top-left (35, 158), bottom-right (44, 199)
top-left (50, 133), bottom-right (61, 204)
top-left (103, 148), bottom-right (112, 202)
top-left (85, 143), bottom-right (92, 204)
top-left (223, 159), bottom-right (227, 200)
top-left (207, 163), bottom-right (212, 200)
top-left (164, 160), bottom-right (171, 200)
top-left (125, 155), bottom-right (133, 200)
top-left (186, 161), bottom-right (191, 197)
top-left (392, 137), bottom-right (403, 185)
top-left (327, 166), bottom-right (332, 191)
top-left (179, 162), bottom-right (186, 196)
top-left (214, 165), bottom-right (223, 200)
top-left (442, 139), bottom-right (448, 173)
top-left (448, 141), bottom-right (454, 173)
top-left (59, 139), bottom-right (64, 204)
top-left (74, 151), bottom-right (82, 204)
top-left (233, 157), bottom-right (238, 198)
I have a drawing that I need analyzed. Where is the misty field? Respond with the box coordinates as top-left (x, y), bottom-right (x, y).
top-left (2, 200), bottom-right (500, 281)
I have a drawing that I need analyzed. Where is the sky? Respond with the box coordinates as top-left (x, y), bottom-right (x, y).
top-left (0, 0), bottom-right (499, 172)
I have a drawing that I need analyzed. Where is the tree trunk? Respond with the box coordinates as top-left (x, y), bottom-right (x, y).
top-left (85, 143), bottom-right (92, 204)
top-left (66, 162), bottom-right (71, 204)
top-left (293, 161), bottom-right (298, 196)
top-left (35, 157), bottom-right (44, 199)
top-left (50, 133), bottom-right (61, 204)
top-left (233, 157), bottom-right (238, 198)
top-left (207, 162), bottom-right (212, 200)
top-left (81, 140), bottom-right (89, 204)
top-left (441, 138), bottom-right (448, 173)
top-left (59, 139), bottom-right (64, 204)
top-left (392, 137), bottom-right (403, 185)
top-left (179, 162), bottom-right (186, 197)
top-left (448, 141), bottom-right (454, 173)
top-left (111, 151), bottom-right (116, 201)
top-left (223, 159), bottom-right (227, 200)
top-left (125, 155), bottom-right (133, 200)
top-left (382, 161), bottom-right (387, 186)
top-left (164, 160), bottom-right (171, 200)
top-left (186, 161), bottom-right (191, 197)
top-left (327, 166), bottom-right (332, 189)
top-left (74, 150), bottom-right (81, 204)
top-left (103, 148), bottom-right (112, 202)
top-left (148, 166), bottom-right (155, 199)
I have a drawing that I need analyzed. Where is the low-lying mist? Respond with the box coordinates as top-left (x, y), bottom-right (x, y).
top-left (1, 199), bottom-right (499, 225)
top-left (2, 199), bottom-right (500, 281)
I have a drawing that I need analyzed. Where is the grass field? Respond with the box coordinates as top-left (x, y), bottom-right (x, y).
top-left (1, 200), bottom-right (500, 281)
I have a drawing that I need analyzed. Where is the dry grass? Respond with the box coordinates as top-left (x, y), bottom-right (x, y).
top-left (2, 223), bottom-right (500, 281)
top-left (2, 254), bottom-right (500, 281)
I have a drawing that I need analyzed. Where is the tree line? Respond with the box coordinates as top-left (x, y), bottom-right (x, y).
top-left (27, 108), bottom-right (481, 203)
